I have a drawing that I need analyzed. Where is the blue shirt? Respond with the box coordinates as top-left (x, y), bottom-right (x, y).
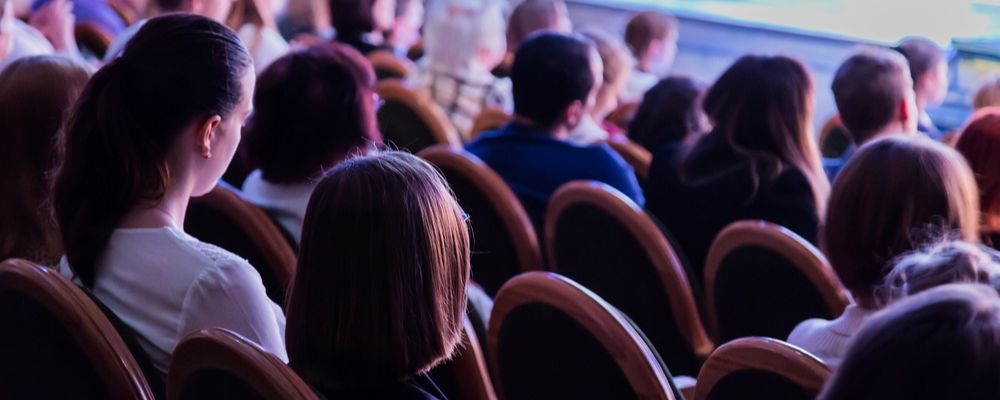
top-left (465, 122), bottom-right (644, 227)
top-left (822, 144), bottom-right (856, 181)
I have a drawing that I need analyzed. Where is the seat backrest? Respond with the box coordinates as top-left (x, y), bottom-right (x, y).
top-left (184, 182), bottom-right (297, 305)
top-left (84, 289), bottom-right (167, 398)
top-left (376, 79), bottom-right (461, 153)
top-left (606, 136), bottom-right (652, 182)
top-left (545, 181), bottom-right (712, 377)
top-left (606, 101), bottom-right (639, 131)
top-left (489, 272), bottom-right (677, 400)
top-left (168, 328), bottom-right (318, 400)
top-left (75, 22), bottom-right (115, 59)
top-left (428, 314), bottom-right (498, 400)
top-left (695, 337), bottom-right (831, 400)
top-left (704, 220), bottom-right (851, 343)
top-left (0, 259), bottom-right (154, 399)
top-left (367, 49), bottom-right (414, 81)
top-left (419, 145), bottom-right (542, 295)
top-left (470, 108), bottom-right (511, 140)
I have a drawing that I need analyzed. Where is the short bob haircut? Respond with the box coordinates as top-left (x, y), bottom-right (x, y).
top-left (0, 55), bottom-right (91, 264)
top-left (624, 10), bottom-right (677, 60)
top-left (824, 136), bottom-right (980, 304)
top-left (241, 43), bottom-right (381, 184)
top-left (955, 107), bottom-right (1000, 230)
top-left (831, 48), bottom-right (913, 144)
top-left (286, 151), bottom-right (471, 389)
top-left (628, 76), bottom-right (707, 152)
top-left (512, 32), bottom-right (596, 128)
top-left (819, 284), bottom-right (1000, 400)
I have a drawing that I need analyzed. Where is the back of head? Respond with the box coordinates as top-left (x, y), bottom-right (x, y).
top-left (54, 14), bottom-right (252, 287)
top-left (0, 55), bottom-right (90, 262)
top-left (511, 32), bottom-right (595, 128)
top-left (879, 240), bottom-right (1000, 305)
top-left (824, 136), bottom-right (980, 304)
top-left (624, 10), bottom-right (676, 59)
top-left (242, 43), bottom-right (380, 184)
top-left (423, 0), bottom-right (506, 75)
top-left (832, 48), bottom-right (914, 144)
top-left (894, 37), bottom-right (944, 88)
top-left (287, 151), bottom-right (470, 389)
top-left (955, 107), bottom-right (1000, 222)
top-left (505, 0), bottom-right (569, 50)
top-left (628, 76), bottom-right (706, 152)
top-left (328, 0), bottom-right (375, 34)
top-left (579, 28), bottom-right (633, 117)
top-left (819, 284), bottom-right (1000, 400)
top-left (974, 77), bottom-right (1000, 110)
top-left (696, 55), bottom-right (827, 212)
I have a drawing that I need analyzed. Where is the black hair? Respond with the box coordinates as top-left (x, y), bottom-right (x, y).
top-left (511, 32), bottom-right (596, 128)
top-left (628, 76), bottom-right (706, 152)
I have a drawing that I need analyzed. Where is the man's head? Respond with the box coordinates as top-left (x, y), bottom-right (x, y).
top-left (832, 48), bottom-right (917, 145)
top-left (511, 32), bottom-right (598, 135)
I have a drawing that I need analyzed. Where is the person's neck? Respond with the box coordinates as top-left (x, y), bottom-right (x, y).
top-left (637, 56), bottom-right (654, 73)
top-left (118, 181), bottom-right (193, 230)
top-left (511, 114), bottom-right (568, 140)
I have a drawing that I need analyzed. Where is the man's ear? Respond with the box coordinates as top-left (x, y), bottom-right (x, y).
top-left (897, 98), bottom-right (913, 128)
top-left (562, 99), bottom-right (586, 130)
top-left (195, 115), bottom-right (222, 159)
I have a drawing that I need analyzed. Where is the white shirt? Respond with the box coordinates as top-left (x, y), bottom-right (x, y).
top-left (242, 169), bottom-right (317, 243)
top-left (238, 24), bottom-right (290, 72)
top-left (567, 114), bottom-right (610, 145)
top-left (1, 20), bottom-right (54, 70)
top-left (621, 67), bottom-right (659, 103)
top-left (786, 304), bottom-right (876, 369)
top-left (59, 226), bottom-right (287, 375)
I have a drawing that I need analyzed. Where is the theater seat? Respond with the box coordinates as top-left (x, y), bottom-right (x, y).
top-left (168, 328), bottom-right (318, 400)
top-left (376, 79), bottom-right (461, 153)
top-left (0, 258), bottom-right (155, 399)
top-left (694, 337), bottom-right (831, 400)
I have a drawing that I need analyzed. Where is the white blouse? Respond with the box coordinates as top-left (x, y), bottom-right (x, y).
top-left (242, 169), bottom-right (317, 243)
top-left (786, 304), bottom-right (875, 369)
top-left (59, 226), bottom-right (287, 375)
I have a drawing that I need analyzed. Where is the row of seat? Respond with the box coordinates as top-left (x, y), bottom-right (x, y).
top-left (0, 258), bottom-right (831, 400)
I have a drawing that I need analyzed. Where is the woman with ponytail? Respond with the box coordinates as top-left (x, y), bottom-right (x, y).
top-left (54, 14), bottom-right (285, 375)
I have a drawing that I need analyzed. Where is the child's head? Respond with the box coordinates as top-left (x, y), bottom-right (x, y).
top-left (820, 284), bottom-right (1000, 400)
top-left (824, 136), bottom-right (980, 306)
top-left (579, 28), bottom-right (633, 120)
top-left (423, 0), bottom-right (507, 75)
top-left (624, 10), bottom-right (678, 74)
top-left (832, 48), bottom-right (917, 145)
top-left (287, 151), bottom-right (470, 388)
top-left (974, 76), bottom-right (1000, 110)
top-left (242, 43), bottom-right (381, 184)
top-left (511, 32), bottom-right (598, 133)
top-left (955, 107), bottom-right (1000, 227)
top-left (895, 37), bottom-right (949, 111)
top-left (505, 0), bottom-right (571, 52)
top-left (879, 240), bottom-right (1000, 306)
top-left (628, 76), bottom-right (707, 152)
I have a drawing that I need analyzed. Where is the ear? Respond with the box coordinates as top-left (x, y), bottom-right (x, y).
top-left (562, 99), bottom-right (586, 130)
top-left (195, 115), bottom-right (223, 159)
top-left (897, 97), bottom-right (913, 127)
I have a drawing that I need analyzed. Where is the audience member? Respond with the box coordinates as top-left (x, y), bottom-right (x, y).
top-left (878, 240), bottom-right (1000, 305)
top-left (385, 0), bottom-right (422, 58)
top-left (627, 76), bottom-right (707, 153)
top-left (621, 10), bottom-right (677, 101)
top-left (466, 32), bottom-right (643, 229)
top-left (895, 37), bottom-right (949, 140)
top-left (329, 0), bottom-right (395, 55)
top-left (241, 43), bottom-right (381, 243)
top-left (974, 76), bottom-right (1000, 110)
top-left (955, 107), bottom-right (1000, 242)
top-left (646, 55), bottom-right (828, 284)
top-left (498, 0), bottom-right (571, 76)
top-left (824, 48), bottom-right (918, 178)
top-left (277, 0), bottom-right (332, 41)
top-left (1, 0), bottom-right (79, 70)
top-left (286, 151), bottom-right (469, 399)
top-left (103, 0), bottom-right (235, 61)
top-left (227, 0), bottom-right (290, 71)
top-left (788, 136), bottom-right (979, 368)
top-left (53, 15), bottom-right (285, 374)
top-left (566, 28), bottom-right (633, 145)
top-left (409, 0), bottom-right (511, 140)
top-left (0, 55), bottom-right (90, 265)
top-left (819, 284), bottom-right (1000, 399)
top-left (32, 0), bottom-right (126, 38)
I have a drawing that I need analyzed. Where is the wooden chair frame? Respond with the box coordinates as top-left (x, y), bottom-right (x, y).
top-left (375, 79), bottom-right (462, 147)
top-left (0, 258), bottom-right (155, 399)
top-left (450, 315), bottom-right (497, 400)
top-left (606, 136), bottom-right (652, 181)
top-left (488, 272), bottom-right (676, 400)
top-left (168, 328), bottom-right (318, 400)
top-left (75, 22), bottom-right (115, 58)
top-left (189, 184), bottom-right (297, 298)
top-left (469, 107), bottom-right (511, 140)
top-left (703, 220), bottom-right (851, 341)
top-left (694, 337), bottom-right (832, 400)
top-left (367, 49), bottom-right (415, 80)
top-left (545, 181), bottom-right (715, 360)
top-left (418, 145), bottom-right (543, 272)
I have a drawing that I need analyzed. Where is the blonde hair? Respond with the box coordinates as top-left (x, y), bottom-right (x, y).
top-left (878, 240), bottom-right (1000, 306)
top-left (423, 0), bottom-right (506, 76)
